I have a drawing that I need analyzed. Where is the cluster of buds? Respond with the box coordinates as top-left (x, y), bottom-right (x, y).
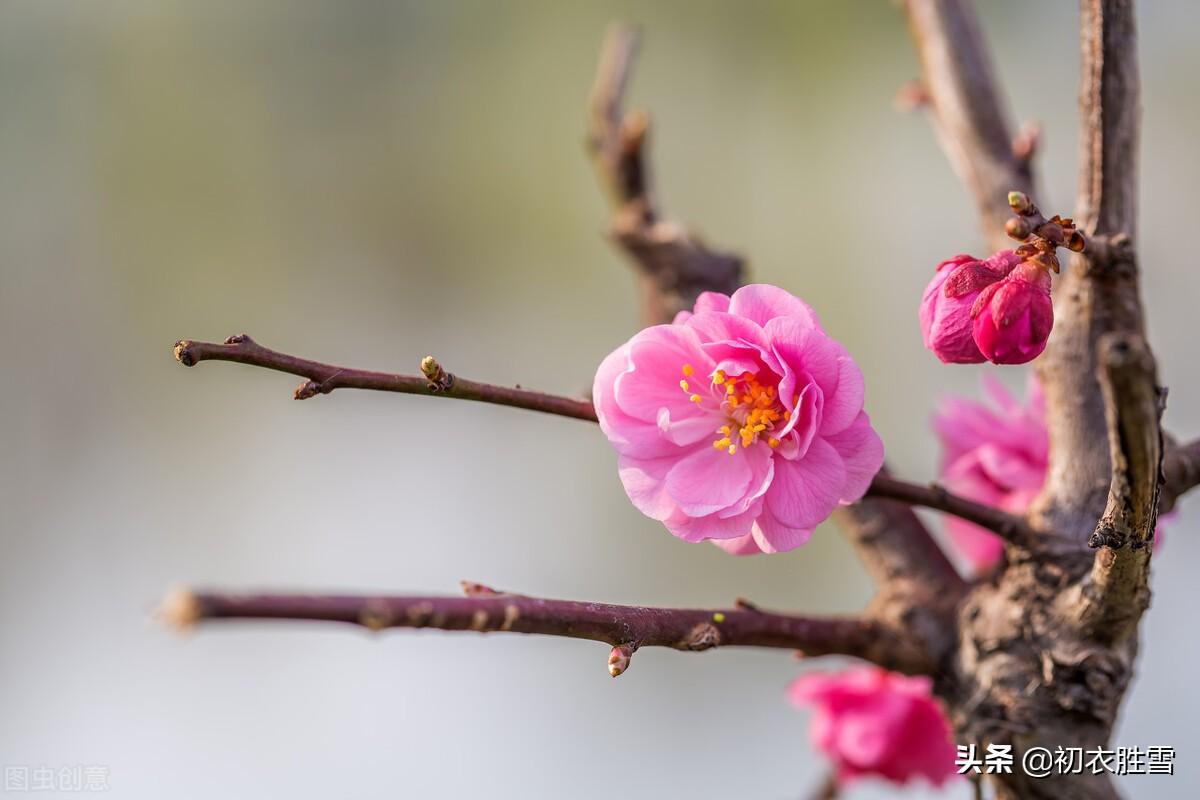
top-left (1004, 191), bottom-right (1086, 257)
top-left (919, 191), bottom-right (1084, 366)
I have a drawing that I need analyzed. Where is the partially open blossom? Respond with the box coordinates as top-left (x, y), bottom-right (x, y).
top-left (971, 260), bottom-right (1054, 364)
top-left (593, 284), bottom-right (884, 554)
top-left (934, 376), bottom-right (1047, 571)
top-left (919, 251), bottom-right (1021, 363)
top-left (789, 667), bottom-right (957, 787)
top-left (934, 376), bottom-right (1166, 572)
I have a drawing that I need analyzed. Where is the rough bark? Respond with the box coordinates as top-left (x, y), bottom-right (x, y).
top-left (907, 2), bottom-right (1155, 798)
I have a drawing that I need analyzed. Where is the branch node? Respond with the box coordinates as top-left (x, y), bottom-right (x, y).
top-left (420, 355), bottom-right (454, 392)
top-left (683, 622), bottom-right (722, 651)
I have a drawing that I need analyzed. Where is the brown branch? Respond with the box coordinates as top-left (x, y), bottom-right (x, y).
top-left (904, 0), bottom-right (1035, 252)
top-left (173, 335), bottom-right (598, 422)
top-left (160, 585), bottom-right (932, 676)
top-left (587, 24), bottom-right (743, 326)
top-left (1033, 0), bottom-right (1144, 539)
top-left (1160, 437), bottom-right (1200, 513)
top-left (867, 473), bottom-right (1033, 546)
top-left (1067, 333), bottom-right (1161, 639)
top-left (175, 336), bottom-right (1013, 545)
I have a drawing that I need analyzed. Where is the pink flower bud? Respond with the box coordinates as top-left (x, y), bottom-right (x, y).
top-left (919, 251), bottom-right (1020, 364)
top-left (970, 261), bottom-right (1053, 365)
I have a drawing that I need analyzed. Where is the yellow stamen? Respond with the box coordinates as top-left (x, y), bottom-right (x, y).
top-left (768, 437), bottom-right (780, 448)
top-left (713, 437), bottom-right (731, 450)
top-left (689, 394), bottom-right (702, 404)
top-left (681, 364), bottom-right (694, 377)
top-left (713, 370), bottom-right (726, 385)
top-left (727, 444), bottom-right (737, 455)
top-left (679, 379), bottom-right (690, 392)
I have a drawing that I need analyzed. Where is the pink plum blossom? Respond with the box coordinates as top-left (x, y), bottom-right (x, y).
top-left (593, 284), bottom-right (884, 554)
top-left (971, 260), bottom-right (1054, 365)
top-left (934, 375), bottom-right (1167, 572)
top-left (934, 375), bottom-right (1047, 571)
top-left (919, 251), bottom-right (1021, 364)
top-left (789, 666), bottom-right (958, 787)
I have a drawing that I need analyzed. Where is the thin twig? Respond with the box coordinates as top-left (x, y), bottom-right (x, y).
top-left (160, 586), bottom-right (932, 676)
top-left (587, 24), bottom-right (742, 325)
top-left (867, 473), bottom-right (1033, 547)
top-left (173, 335), bottom-right (598, 422)
top-left (174, 335), bottom-right (1022, 542)
top-left (904, 0), bottom-right (1035, 252)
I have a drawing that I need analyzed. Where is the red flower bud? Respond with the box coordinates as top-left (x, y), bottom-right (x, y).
top-left (970, 261), bottom-right (1054, 365)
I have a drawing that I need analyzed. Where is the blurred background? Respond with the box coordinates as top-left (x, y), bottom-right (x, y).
top-left (2, 1), bottom-right (1198, 797)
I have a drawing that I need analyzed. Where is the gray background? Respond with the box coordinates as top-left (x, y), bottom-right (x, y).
top-left (2, 1), bottom-right (1197, 798)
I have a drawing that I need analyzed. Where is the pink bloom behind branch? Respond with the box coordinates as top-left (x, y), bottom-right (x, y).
top-left (789, 666), bottom-right (958, 787)
top-left (593, 284), bottom-right (884, 554)
top-left (933, 376), bottom-right (1047, 572)
top-left (933, 376), bottom-right (1167, 572)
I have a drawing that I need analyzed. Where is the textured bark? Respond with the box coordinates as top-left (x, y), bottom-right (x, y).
top-left (907, 2), bottom-right (1155, 798)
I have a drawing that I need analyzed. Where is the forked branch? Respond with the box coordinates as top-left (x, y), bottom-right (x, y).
top-left (161, 585), bottom-right (933, 675)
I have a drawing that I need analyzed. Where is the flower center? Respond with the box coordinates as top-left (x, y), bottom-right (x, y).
top-left (679, 364), bottom-right (788, 455)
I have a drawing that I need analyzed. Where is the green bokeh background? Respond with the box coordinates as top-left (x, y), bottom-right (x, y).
top-left (3, 2), bottom-right (1198, 797)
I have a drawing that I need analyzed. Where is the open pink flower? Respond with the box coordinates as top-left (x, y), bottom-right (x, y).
top-left (789, 667), bottom-right (958, 787)
top-left (934, 375), bottom-right (1168, 572)
top-left (971, 260), bottom-right (1054, 364)
top-left (593, 285), bottom-right (884, 554)
top-left (919, 251), bottom-right (1021, 364)
top-left (934, 375), bottom-right (1047, 571)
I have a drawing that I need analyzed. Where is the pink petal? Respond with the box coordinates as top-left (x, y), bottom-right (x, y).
top-left (616, 454), bottom-right (677, 520)
top-left (693, 291), bottom-right (731, 314)
top-left (664, 445), bottom-right (753, 517)
top-left (819, 353), bottom-right (866, 436)
top-left (765, 437), bottom-right (848, 530)
top-left (824, 412), bottom-right (885, 502)
top-left (594, 345), bottom-right (683, 459)
top-left (684, 311), bottom-right (766, 349)
top-left (614, 325), bottom-right (716, 422)
top-left (728, 284), bottom-right (821, 330)
top-left (710, 531), bottom-right (763, 555)
top-left (665, 503), bottom-right (759, 542)
top-left (656, 406), bottom-right (720, 448)
top-left (750, 509), bottom-right (815, 552)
